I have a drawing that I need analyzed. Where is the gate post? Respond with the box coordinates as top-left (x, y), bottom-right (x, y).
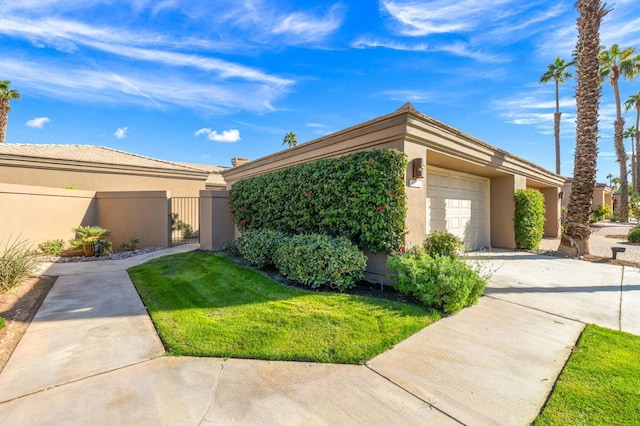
top-left (200, 190), bottom-right (234, 250)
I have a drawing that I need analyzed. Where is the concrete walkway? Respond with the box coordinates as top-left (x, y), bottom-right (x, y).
top-left (0, 246), bottom-right (637, 425)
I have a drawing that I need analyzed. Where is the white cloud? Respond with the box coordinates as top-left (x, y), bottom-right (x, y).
top-left (25, 116), bottom-right (50, 128)
top-left (272, 4), bottom-right (344, 43)
top-left (194, 128), bottom-right (241, 143)
top-left (381, 0), bottom-right (512, 36)
top-left (351, 37), bottom-right (428, 51)
top-left (381, 89), bottom-right (434, 103)
top-left (114, 126), bottom-right (128, 139)
top-left (0, 59), bottom-right (289, 113)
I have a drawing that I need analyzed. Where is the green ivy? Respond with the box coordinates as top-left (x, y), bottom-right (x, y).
top-left (514, 189), bottom-right (545, 250)
top-left (229, 149), bottom-right (408, 253)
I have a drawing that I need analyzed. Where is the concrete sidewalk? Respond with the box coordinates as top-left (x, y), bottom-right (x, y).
top-left (0, 247), bottom-right (637, 425)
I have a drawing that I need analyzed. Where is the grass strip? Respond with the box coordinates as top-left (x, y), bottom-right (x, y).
top-left (536, 324), bottom-right (640, 425)
top-left (129, 252), bottom-right (439, 364)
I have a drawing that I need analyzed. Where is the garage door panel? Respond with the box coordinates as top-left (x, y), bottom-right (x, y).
top-left (426, 170), bottom-right (488, 250)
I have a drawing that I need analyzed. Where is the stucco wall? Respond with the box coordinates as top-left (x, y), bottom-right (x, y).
top-left (0, 183), bottom-right (97, 245)
top-left (490, 175), bottom-right (526, 249)
top-left (200, 190), bottom-right (235, 251)
top-left (540, 186), bottom-right (561, 238)
top-left (95, 191), bottom-right (171, 249)
top-left (403, 142), bottom-right (428, 249)
top-left (0, 164), bottom-right (206, 197)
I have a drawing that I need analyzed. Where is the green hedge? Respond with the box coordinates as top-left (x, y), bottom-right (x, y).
top-left (274, 234), bottom-right (367, 291)
top-left (229, 149), bottom-right (407, 253)
top-left (236, 229), bottom-right (287, 268)
top-left (514, 189), bottom-right (545, 250)
top-left (386, 250), bottom-right (487, 314)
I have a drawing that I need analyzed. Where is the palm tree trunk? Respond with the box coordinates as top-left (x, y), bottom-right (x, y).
top-left (615, 117), bottom-right (629, 221)
top-left (0, 101), bottom-right (9, 144)
top-left (554, 112), bottom-right (561, 174)
top-left (558, 0), bottom-right (606, 255)
top-left (636, 107), bottom-right (640, 192)
top-left (554, 80), bottom-right (561, 174)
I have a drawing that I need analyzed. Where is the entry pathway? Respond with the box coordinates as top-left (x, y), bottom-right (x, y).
top-left (0, 247), bottom-right (637, 425)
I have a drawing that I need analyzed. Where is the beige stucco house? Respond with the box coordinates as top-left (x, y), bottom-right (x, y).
top-left (223, 103), bottom-right (564, 273)
top-left (561, 178), bottom-right (614, 214)
top-left (0, 144), bottom-right (226, 196)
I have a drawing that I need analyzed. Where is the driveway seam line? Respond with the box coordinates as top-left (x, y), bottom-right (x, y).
top-left (364, 364), bottom-right (466, 425)
top-left (484, 295), bottom-right (587, 326)
top-left (0, 354), bottom-right (166, 405)
top-left (619, 265), bottom-right (625, 331)
top-left (199, 362), bottom-right (224, 425)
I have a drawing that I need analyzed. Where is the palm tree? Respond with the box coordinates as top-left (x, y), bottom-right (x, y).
top-left (624, 126), bottom-right (638, 191)
top-left (625, 91), bottom-right (640, 191)
top-left (540, 57), bottom-right (574, 175)
top-left (559, 0), bottom-right (608, 256)
top-left (282, 131), bottom-right (298, 147)
top-left (599, 45), bottom-right (640, 222)
top-left (0, 80), bottom-right (20, 143)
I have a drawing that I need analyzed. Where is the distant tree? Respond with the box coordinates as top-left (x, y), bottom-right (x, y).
top-left (599, 44), bottom-right (640, 222)
top-left (540, 57), bottom-right (574, 175)
top-left (624, 126), bottom-right (638, 191)
top-left (283, 131), bottom-right (298, 148)
top-left (559, 0), bottom-right (608, 256)
top-left (0, 80), bottom-right (20, 144)
top-left (625, 91), bottom-right (640, 191)
top-left (606, 173), bottom-right (614, 186)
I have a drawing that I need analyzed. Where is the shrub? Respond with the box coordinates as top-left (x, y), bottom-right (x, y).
top-left (514, 189), bottom-right (545, 250)
top-left (387, 250), bottom-right (487, 314)
top-left (229, 149), bottom-right (407, 253)
top-left (274, 234), bottom-right (367, 291)
top-left (69, 226), bottom-right (112, 257)
top-left (236, 229), bottom-right (287, 268)
top-left (0, 237), bottom-right (40, 293)
top-left (222, 239), bottom-right (241, 256)
top-left (38, 239), bottom-right (65, 255)
top-left (628, 226), bottom-right (640, 243)
top-left (69, 226), bottom-right (110, 249)
top-left (423, 231), bottom-right (464, 258)
top-left (0, 316), bottom-right (5, 330)
top-left (591, 204), bottom-right (611, 222)
top-left (119, 238), bottom-right (140, 251)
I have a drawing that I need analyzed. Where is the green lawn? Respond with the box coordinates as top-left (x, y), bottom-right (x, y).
top-left (129, 252), bottom-right (439, 364)
top-left (536, 324), bottom-right (640, 425)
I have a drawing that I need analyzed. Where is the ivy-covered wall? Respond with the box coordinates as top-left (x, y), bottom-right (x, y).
top-left (228, 149), bottom-right (408, 253)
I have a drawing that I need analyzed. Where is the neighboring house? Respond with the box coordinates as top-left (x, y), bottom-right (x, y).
top-left (0, 144), bottom-right (227, 197)
top-left (223, 103), bottom-right (564, 277)
top-left (561, 178), bottom-right (614, 213)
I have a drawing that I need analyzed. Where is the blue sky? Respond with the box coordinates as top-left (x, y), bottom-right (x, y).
top-left (2, 0), bottom-right (640, 183)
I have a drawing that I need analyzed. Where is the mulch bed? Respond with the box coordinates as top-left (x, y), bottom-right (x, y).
top-left (0, 276), bottom-right (56, 374)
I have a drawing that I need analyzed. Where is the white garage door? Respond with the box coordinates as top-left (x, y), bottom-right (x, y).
top-left (426, 168), bottom-right (489, 250)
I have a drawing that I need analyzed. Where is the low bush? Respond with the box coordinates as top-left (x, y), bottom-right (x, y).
top-left (423, 231), bottom-right (464, 258)
top-left (236, 229), bottom-right (287, 268)
top-left (0, 237), bottom-right (40, 293)
top-left (628, 226), bottom-right (640, 243)
top-left (38, 239), bottom-right (65, 255)
top-left (222, 239), bottom-right (241, 256)
top-left (0, 316), bottom-right (5, 330)
top-left (387, 250), bottom-right (487, 314)
top-left (514, 189), bottom-right (545, 250)
top-left (274, 234), bottom-right (367, 291)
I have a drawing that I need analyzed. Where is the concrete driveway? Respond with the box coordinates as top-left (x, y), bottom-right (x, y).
top-left (0, 247), bottom-right (637, 425)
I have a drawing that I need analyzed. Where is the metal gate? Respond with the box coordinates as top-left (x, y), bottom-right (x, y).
top-left (170, 197), bottom-right (200, 245)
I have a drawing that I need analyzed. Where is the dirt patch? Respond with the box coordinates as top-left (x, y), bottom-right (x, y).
top-left (0, 276), bottom-right (56, 374)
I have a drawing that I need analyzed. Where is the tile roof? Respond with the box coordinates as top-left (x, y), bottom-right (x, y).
top-left (0, 143), bottom-right (208, 173)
